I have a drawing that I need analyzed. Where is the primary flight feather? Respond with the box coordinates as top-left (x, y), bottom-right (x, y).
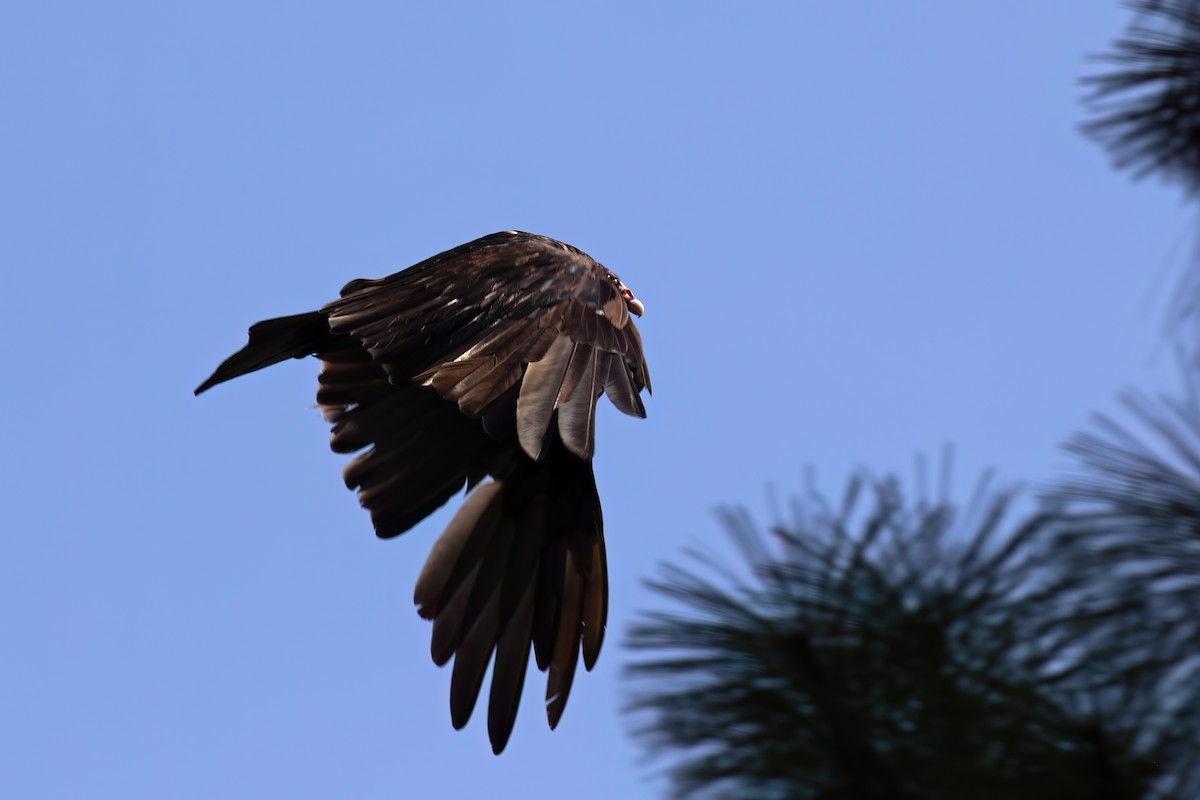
top-left (195, 231), bottom-right (651, 753)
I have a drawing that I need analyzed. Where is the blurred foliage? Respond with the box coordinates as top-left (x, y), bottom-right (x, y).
top-left (1084, 0), bottom-right (1200, 193)
top-left (1037, 382), bottom-right (1200, 799)
top-left (1083, 0), bottom-right (1200, 341)
top-left (625, 466), bottom-right (1175, 799)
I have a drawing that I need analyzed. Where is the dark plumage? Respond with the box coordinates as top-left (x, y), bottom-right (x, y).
top-left (195, 231), bottom-right (651, 753)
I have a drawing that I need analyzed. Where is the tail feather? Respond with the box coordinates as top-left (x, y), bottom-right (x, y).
top-left (194, 311), bottom-right (330, 395)
top-left (414, 445), bottom-right (606, 754)
top-left (488, 576), bottom-right (536, 753)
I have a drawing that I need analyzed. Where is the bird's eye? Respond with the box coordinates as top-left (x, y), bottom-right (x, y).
top-left (609, 274), bottom-right (621, 286)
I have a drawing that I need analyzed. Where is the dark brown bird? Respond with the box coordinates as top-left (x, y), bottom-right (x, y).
top-left (195, 231), bottom-right (651, 754)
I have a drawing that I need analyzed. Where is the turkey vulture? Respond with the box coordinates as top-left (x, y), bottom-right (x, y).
top-left (195, 231), bottom-right (651, 753)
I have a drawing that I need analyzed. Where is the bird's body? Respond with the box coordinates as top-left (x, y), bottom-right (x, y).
top-left (196, 231), bottom-right (650, 753)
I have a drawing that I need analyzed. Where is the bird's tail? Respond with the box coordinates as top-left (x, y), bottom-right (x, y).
top-left (412, 446), bottom-right (607, 754)
top-left (195, 311), bottom-right (330, 395)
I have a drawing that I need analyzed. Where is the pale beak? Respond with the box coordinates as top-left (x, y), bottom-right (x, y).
top-left (628, 296), bottom-right (645, 317)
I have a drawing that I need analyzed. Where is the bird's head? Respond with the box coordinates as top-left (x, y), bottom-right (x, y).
top-left (607, 269), bottom-right (645, 317)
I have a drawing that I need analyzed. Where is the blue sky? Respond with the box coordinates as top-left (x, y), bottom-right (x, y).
top-left (2, 2), bottom-right (1192, 797)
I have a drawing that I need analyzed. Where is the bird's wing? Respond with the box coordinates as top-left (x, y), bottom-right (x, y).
top-left (318, 337), bottom-right (493, 539)
top-left (322, 230), bottom-right (650, 460)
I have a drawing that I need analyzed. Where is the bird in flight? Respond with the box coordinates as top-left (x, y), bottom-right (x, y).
top-left (195, 231), bottom-right (651, 753)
